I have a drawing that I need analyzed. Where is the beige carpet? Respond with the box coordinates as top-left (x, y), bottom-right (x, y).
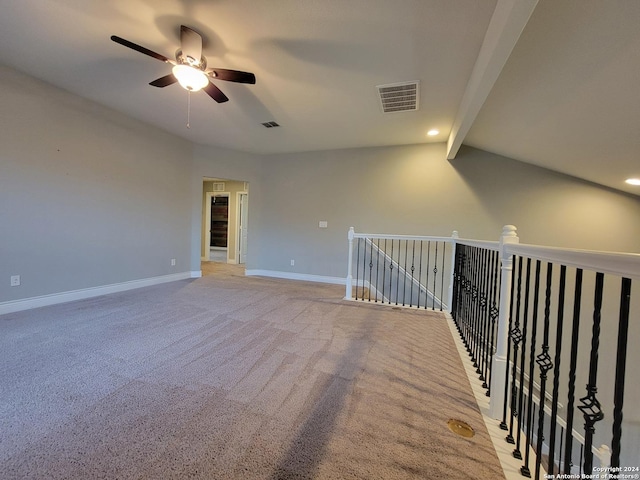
top-left (0, 265), bottom-right (505, 479)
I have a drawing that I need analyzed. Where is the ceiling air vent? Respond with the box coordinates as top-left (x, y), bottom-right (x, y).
top-left (377, 81), bottom-right (419, 113)
top-left (261, 121), bottom-right (280, 128)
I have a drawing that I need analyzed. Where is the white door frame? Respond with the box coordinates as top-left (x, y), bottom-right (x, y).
top-left (204, 191), bottom-right (230, 262)
top-left (236, 192), bottom-right (248, 264)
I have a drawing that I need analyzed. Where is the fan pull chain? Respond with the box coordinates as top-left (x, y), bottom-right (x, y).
top-left (187, 90), bottom-right (192, 129)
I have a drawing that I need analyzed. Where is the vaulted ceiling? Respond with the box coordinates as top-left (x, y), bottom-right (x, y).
top-left (1, 0), bottom-right (638, 195)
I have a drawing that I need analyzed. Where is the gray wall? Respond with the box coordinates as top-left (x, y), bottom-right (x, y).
top-left (0, 66), bottom-right (193, 303)
top-left (190, 144), bottom-right (261, 273)
top-left (247, 143), bottom-right (640, 279)
top-left (4, 64), bottom-right (640, 305)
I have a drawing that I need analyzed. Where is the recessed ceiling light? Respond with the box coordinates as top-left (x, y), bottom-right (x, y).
top-left (427, 129), bottom-right (439, 136)
top-left (625, 178), bottom-right (640, 186)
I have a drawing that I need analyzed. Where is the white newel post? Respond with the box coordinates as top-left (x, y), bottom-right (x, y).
top-left (489, 224), bottom-right (519, 419)
top-left (345, 227), bottom-right (355, 300)
top-left (447, 230), bottom-right (459, 312)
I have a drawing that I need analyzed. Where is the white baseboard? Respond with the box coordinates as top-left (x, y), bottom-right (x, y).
top-left (245, 269), bottom-right (345, 285)
top-left (191, 270), bottom-right (202, 278)
top-left (0, 272), bottom-right (193, 315)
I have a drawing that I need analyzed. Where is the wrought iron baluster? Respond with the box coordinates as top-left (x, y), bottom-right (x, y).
top-left (374, 238), bottom-right (381, 302)
top-left (514, 257), bottom-right (532, 460)
top-left (425, 241), bottom-right (431, 310)
top-left (506, 256), bottom-right (524, 445)
top-left (470, 247), bottom-right (478, 365)
top-left (501, 254), bottom-right (517, 431)
top-left (368, 238), bottom-right (374, 301)
top-left (388, 239), bottom-right (394, 305)
top-left (548, 265), bottom-right (567, 475)
top-left (521, 259), bottom-right (541, 478)
top-left (461, 246), bottom-right (470, 349)
top-left (381, 239), bottom-right (387, 303)
top-left (480, 248), bottom-right (490, 386)
top-left (409, 240), bottom-right (416, 306)
top-left (395, 240), bottom-right (401, 305)
top-left (578, 272), bottom-right (605, 475)
top-left (487, 250), bottom-right (500, 397)
top-left (401, 240), bottom-right (408, 306)
top-left (564, 268), bottom-right (583, 475)
top-left (535, 263), bottom-right (555, 480)
top-left (355, 237), bottom-right (361, 300)
top-left (433, 241), bottom-right (439, 310)
top-left (440, 242), bottom-right (446, 311)
top-left (417, 240), bottom-right (424, 309)
top-left (611, 277), bottom-right (632, 468)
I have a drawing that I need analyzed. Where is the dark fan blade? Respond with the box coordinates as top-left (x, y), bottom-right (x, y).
top-left (209, 68), bottom-right (256, 84)
top-left (203, 82), bottom-right (229, 103)
top-left (180, 26), bottom-right (202, 64)
top-left (111, 35), bottom-right (171, 63)
top-left (149, 74), bottom-right (177, 88)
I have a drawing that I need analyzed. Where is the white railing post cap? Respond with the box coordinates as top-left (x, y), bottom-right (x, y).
top-left (451, 230), bottom-right (459, 239)
top-left (502, 225), bottom-right (518, 239)
top-left (348, 227), bottom-right (355, 240)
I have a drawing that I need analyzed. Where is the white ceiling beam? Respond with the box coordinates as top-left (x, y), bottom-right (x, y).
top-left (446, 0), bottom-right (539, 160)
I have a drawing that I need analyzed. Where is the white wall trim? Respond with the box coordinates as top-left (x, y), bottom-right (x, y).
top-left (245, 269), bottom-right (345, 285)
top-left (191, 270), bottom-right (202, 278)
top-left (0, 272), bottom-right (193, 315)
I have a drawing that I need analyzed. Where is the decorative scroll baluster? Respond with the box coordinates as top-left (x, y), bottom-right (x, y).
top-left (501, 255), bottom-right (517, 430)
top-left (368, 238), bottom-right (374, 301)
top-left (401, 240), bottom-right (408, 305)
top-left (486, 250), bottom-right (500, 396)
top-left (417, 241), bottom-right (424, 309)
top-left (507, 256), bottom-right (524, 445)
top-left (548, 265), bottom-right (567, 475)
top-left (355, 237), bottom-right (362, 300)
top-left (534, 263), bottom-right (555, 480)
top-left (514, 257), bottom-right (532, 460)
top-left (433, 241), bottom-right (439, 310)
top-left (480, 249), bottom-right (490, 388)
top-left (521, 260), bottom-right (541, 478)
top-left (611, 277), bottom-right (632, 468)
top-left (578, 272), bottom-right (605, 475)
top-left (425, 241), bottom-right (431, 309)
top-left (564, 268), bottom-right (583, 474)
top-left (409, 240), bottom-right (416, 306)
top-left (381, 239), bottom-right (387, 303)
top-left (471, 247), bottom-right (479, 368)
top-left (374, 238), bottom-right (381, 302)
top-left (395, 240), bottom-right (401, 305)
top-left (440, 242), bottom-right (446, 311)
top-left (388, 239), bottom-right (394, 305)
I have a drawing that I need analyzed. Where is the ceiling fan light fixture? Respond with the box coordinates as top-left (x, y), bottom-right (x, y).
top-left (172, 64), bottom-right (209, 92)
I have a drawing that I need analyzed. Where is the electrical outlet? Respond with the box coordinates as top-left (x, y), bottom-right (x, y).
top-left (290, 260), bottom-right (295, 266)
top-left (10, 275), bottom-right (20, 287)
top-left (171, 258), bottom-right (176, 266)
top-left (319, 221), bottom-right (328, 228)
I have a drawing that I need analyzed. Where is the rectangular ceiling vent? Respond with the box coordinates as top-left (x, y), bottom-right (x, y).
top-left (261, 121), bottom-right (280, 128)
top-left (377, 81), bottom-right (419, 114)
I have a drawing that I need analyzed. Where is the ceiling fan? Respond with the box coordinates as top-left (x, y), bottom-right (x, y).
top-left (111, 25), bottom-right (255, 104)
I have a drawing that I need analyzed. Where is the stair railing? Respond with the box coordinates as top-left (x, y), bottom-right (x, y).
top-left (346, 225), bottom-right (640, 478)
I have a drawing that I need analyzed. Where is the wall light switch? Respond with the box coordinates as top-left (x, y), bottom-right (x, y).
top-left (171, 259), bottom-right (176, 266)
top-left (319, 221), bottom-right (328, 228)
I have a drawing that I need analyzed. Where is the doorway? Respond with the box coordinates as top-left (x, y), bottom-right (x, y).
top-left (202, 179), bottom-right (248, 266)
